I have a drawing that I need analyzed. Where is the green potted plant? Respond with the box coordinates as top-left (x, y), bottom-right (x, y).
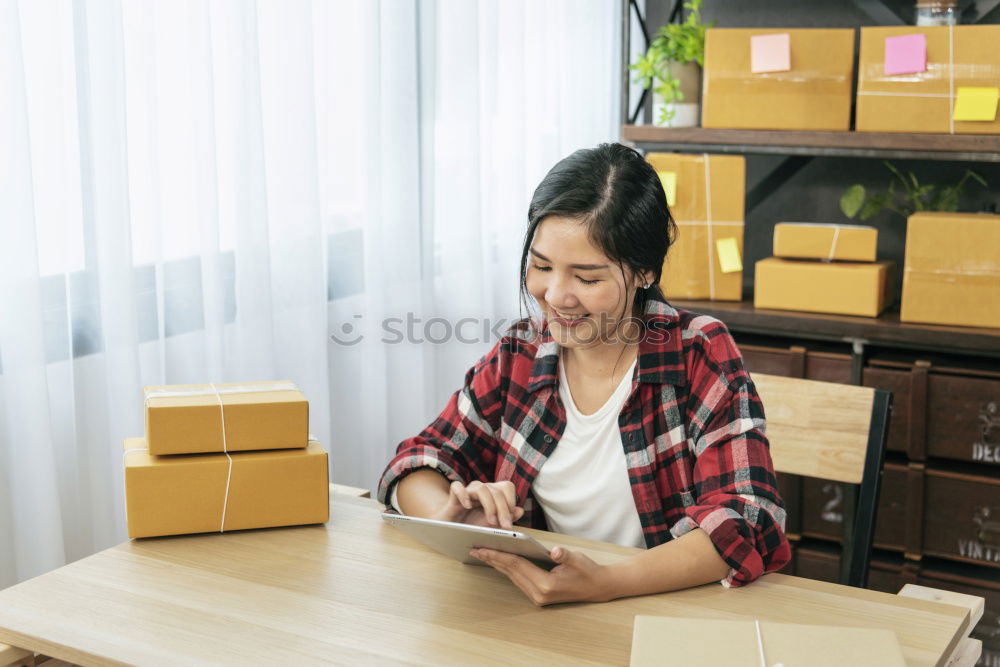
top-left (629, 0), bottom-right (712, 128)
top-left (840, 161), bottom-right (987, 220)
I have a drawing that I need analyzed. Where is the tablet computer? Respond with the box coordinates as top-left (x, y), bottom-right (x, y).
top-left (381, 512), bottom-right (558, 570)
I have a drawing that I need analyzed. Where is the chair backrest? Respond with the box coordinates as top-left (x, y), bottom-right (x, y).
top-left (752, 372), bottom-right (893, 588)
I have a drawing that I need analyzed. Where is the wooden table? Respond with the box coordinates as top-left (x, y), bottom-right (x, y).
top-left (0, 493), bottom-right (973, 666)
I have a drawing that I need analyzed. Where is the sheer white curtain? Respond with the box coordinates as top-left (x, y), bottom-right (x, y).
top-left (0, 0), bottom-right (620, 587)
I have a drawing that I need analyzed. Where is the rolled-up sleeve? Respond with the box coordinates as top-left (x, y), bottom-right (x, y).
top-left (670, 327), bottom-right (791, 587)
top-left (376, 342), bottom-right (504, 507)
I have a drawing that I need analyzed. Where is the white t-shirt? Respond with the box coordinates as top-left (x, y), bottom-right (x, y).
top-left (530, 352), bottom-right (646, 549)
top-left (392, 352), bottom-right (647, 550)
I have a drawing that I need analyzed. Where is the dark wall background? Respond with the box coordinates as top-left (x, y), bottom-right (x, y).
top-left (635, 0), bottom-right (1000, 302)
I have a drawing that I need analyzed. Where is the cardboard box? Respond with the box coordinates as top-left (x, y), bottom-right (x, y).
top-left (702, 28), bottom-right (855, 131)
top-left (773, 223), bottom-right (878, 262)
top-left (901, 212), bottom-right (1000, 328)
top-left (646, 153), bottom-right (745, 301)
top-left (630, 616), bottom-right (905, 667)
top-left (754, 257), bottom-right (894, 317)
top-left (124, 437), bottom-right (329, 538)
top-left (857, 26), bottom-right (1000, 134)
top-left (144, 381), bottom-right (308, 456)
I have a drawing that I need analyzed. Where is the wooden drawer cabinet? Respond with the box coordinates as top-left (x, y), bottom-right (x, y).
top-left (927, 371), bottom-right (1000, 465)
top-left (799, 462), bottom-right (908, 552)
top-left (775, 472), bottom-right (801, 537)
top-left (865, 356), bottom-right (1000, 465)
top-left (862, 365), bottom-right (910, 454)
top-left (924, 469), bottom-right (1000, 568)
top-left (739, 341), bottom-right (853, 383)
top-left (792, 544), bottom-right (914, 594)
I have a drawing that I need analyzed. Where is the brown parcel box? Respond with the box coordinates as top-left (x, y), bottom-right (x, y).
top-left (901, 211), bottom-right (1000, 329)
top-left (702, 28), bottom-right (855, 131)
top-left (144, 381), bottom-right (308, 456)
top-left (646, 153), bottom-right (745, 301)
top-left (755, 257), bottom-right (894, 318)
top-left (124, 437), bottom-right (329, 538)
top-left (630, 616), bottom-right (905, 667)
top-left (857, 26), bottom-right (1000, 134)
top-left (773, 223), bottom-right (878, 262)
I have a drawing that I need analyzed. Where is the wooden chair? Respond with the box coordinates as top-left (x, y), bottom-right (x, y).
top-left (752, 373), bottom-right (892, 588)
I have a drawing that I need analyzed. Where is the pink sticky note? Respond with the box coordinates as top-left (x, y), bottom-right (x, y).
top-left (751, 33), bottom-right (791, 73)
top-left (884, 34), bottom-right (926, 75)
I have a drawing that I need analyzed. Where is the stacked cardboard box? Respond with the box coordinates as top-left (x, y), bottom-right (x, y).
top-left (124, 381), bottom-right (329, 538)
top-left (901, 212), bottom-right (1000, 329)
top-left (646, 153), bottom-right (746, 301)
top-left (755, 223), bottom-right (894, 318)
top-left (857, 26), bottom-right (1000, 134)
top-left (701, 28), bottom-right (855, 131)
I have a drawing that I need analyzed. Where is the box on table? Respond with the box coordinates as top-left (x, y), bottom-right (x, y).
top-left (857, 26), bottom-right (1000, 134)
top-left (630, 616), bottom-right (905, 667)
top-left (701, 28), bottom-right (855, 131)
top-left (901, 211), bottom-right (1000, 329)
top-left (773, 223), bottom-right (878, 262)
top-left (144, 381), bottom-right (308, 456)
top-left (754, 257), bottom-right (894, 317)
top-left (124, 437), bottom-right (329, 538)
top-left (646, 153), bottom-right (745, 301)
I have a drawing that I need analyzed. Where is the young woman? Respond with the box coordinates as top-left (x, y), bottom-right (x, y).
top-left (376, 142), bottom-right (790, 605)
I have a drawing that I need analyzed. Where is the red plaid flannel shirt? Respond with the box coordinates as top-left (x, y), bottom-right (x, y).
top-left (376, 299), bottom-right (791, 587)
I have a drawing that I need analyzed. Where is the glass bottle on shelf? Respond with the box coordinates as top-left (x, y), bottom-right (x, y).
top-left (915, 0), bottom-right (959, 25)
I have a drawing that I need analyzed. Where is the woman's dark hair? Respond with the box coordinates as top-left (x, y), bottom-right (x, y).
top-left (518, 142), bottom-right (677, 324)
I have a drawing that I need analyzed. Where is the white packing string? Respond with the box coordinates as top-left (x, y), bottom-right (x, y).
top-left (827, 225), bottom-right (842, 261)
top-left (703, 154), bottom-right (716, 300)
top-left (855, 26), bottom-right (958, 133)
top-left (143, 381), bottom-right (298, 401)
top-left (755, 619), bottom-right (767, 667)
top-left (210, 382), bottom-right (234, 533)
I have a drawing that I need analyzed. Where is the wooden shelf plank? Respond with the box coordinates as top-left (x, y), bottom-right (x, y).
top-left (669, 299), bottom-right (1000, 358)
top-left (622, 125), bottom-right (1000, 162)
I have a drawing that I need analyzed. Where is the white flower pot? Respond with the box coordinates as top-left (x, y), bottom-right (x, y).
top-left (651, 61), bottom-right (702, 128)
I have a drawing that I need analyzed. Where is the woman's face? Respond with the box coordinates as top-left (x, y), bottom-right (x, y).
top-left (525, 216), bottom-right (650, 350)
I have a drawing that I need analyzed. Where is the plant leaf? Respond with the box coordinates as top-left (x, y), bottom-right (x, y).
top-left (840, 185), bottom-right (866, 219)
top-left (966, 169), bottom-right (988, 187)
top-left (859, 197), bottom-right (885, 221)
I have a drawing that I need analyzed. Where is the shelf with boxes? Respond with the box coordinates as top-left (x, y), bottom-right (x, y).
top-left (624, 3), bottom-right (1000, 661)
top-left (622, 13), bottom-right (1000, 140)
top-left (621, 126), bottom-right (1000, 163)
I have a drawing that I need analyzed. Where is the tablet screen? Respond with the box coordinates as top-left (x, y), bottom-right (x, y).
top-left (381, 512), bottom-right (558, 570)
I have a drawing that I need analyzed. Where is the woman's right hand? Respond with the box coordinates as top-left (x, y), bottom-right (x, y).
top-left (430, 480), bottom-right (525, 530)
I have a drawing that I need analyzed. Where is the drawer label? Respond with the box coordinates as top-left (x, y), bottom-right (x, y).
top-left (958, 538), bottom-right (1000, 563)
top-left (821, 483), bottom-right (843, 524)
top-left (973, 442), bottom-right (1000, 462)
top-left (982, 647), bottom-right (1000, 667)
top-left (975, 401), bottom-right (1000, 463)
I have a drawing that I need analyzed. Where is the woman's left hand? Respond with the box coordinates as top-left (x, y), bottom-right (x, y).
top-left (470, 546), bottom-right (615, 606)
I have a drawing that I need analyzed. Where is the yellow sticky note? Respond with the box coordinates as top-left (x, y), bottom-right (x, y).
top-left (716, 237), bottom-right (742, 274)
top-left (953, 87), bottom-right (1000, 122)
top-left (658, 171), bottom-right (677, 207)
